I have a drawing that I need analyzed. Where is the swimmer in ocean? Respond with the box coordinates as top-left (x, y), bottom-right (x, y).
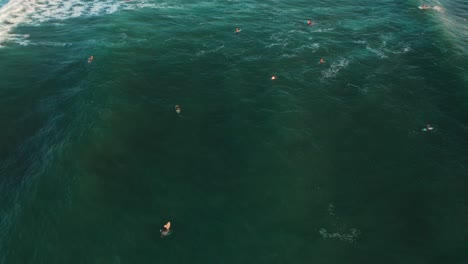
top-left (175, 105), bottom-right (181, 114)
top-left (306, 20), bottom-right (315, 26)
top-left (420, 4), bottom-right (430, 9)
top-left (320, 58), bottom-right (326, 64)
top-left (271, 75), bottom-right (277, 80)
top-left (235, 28), bottom-right (241, 33)
top-left (88, 55), bottom-right (94, 63)
top-left (160, 221), bottom-right (171, 237)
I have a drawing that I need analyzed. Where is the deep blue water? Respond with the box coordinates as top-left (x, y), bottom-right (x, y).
top-left (0, 0), bottom-right (467, 263)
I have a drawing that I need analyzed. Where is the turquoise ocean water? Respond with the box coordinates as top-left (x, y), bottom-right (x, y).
top-left (0, 0), bottom-right (467, 263)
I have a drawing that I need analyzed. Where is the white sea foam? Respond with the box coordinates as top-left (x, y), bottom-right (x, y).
top-left (328, 203), bottom-right (335, 216)
top-left (433, 5), bottom-right (444, 13)
top-left (292, 43), bottom-right (320, 54)
top-left (320, 203), bottom-right (360, 243)
top-left (429, 1), bottom-right (467, 55)
top-left (353, 40), bottom-right (367, 44)
top-left (319, 228), bottom-right (360, 243)
top-left (123, 2), bottom-right (184, 11)
top-left (385, 43), bottom-right (411, 55)
top-left (196, 44), bottom-right (225, 57)
top-left (313, 27), bottom-right (334, 33)
top-left (267, 32), bottom-right (289, 48)
top-left (321, 58), bottom-right (349, 79)
top-left (0, 0), bottom-right (167, 46)
top-left (403, 45), bottom-right (411, 53)
top-left (366, 46), bottom-right (388, 58)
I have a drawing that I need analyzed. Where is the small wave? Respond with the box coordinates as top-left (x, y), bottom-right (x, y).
top-left (321, 58), bottom-right (349, 79)
top-left (385, 44), bottom-right (411, 55)
top-left (0, 110), bottom-right (72, 257)
top-left (37, 41), bottom-right (72, 47)
top-left (266, 32), bottom-right (289, 49)
top-left (278, 43), bottom-right (320, 58)
top-left (328, 203), bottom-right (335, 216)
top-left (319, 228), bottom-right (360, 243)
top-left (429, 1), bottom-right (468, 55)
top-left (365, 37), bottom-right (395, 58)
top-left (123, 2), bottom-right (184, 10)
top-left (320, 203), bottom-right (361, 242)
top-left (292, 43), bottom-right (320, 54)
top-left (313, 27), bottom-right (334, 33)
top-left (8, 37), bottom-right (72, 47)
top-left (353, 40), bottom-right (367, 44)
top-left (366, 46), bottom-right (388, 58)
top-left (195, 44), bottom-right (225, 57)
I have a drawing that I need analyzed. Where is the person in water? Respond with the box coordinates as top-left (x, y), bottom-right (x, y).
top-left (88, 55), bottom-right (94, 63)
top-left (422, 124), bottom-right (434, 132)
top-left (306, 20), bottom-right (315, 26)
top-left (160, 221), bottom-right (171, 237)
top-left (271, 75), bottom-right (277, 80)
top-left (320, 58), bottom-right (326, 64)
top-left (421, 4), bottom-right (430, 9)
top-left (235, 28), bottom-right (241, 33)
top-left (175, 105), bottom-right (181, 114)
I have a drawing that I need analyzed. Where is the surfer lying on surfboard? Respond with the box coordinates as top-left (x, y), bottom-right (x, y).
top-left (160, 221), bottom-right (171, 237)
top-left (422, 124), bottom-right (434, 132)
top-left (419, 4), bottom-right (431, 9)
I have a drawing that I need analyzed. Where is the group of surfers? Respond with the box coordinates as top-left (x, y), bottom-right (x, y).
top-left (85, 9), bottom-right (436, 239)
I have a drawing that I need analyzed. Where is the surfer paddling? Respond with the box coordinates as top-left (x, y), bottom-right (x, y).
top-left (160, 221), bottom-right (171, 237)
top-left (422, 124), bottom-right (434, 132)
top-left (420, 4), bottom-right (431, 9)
